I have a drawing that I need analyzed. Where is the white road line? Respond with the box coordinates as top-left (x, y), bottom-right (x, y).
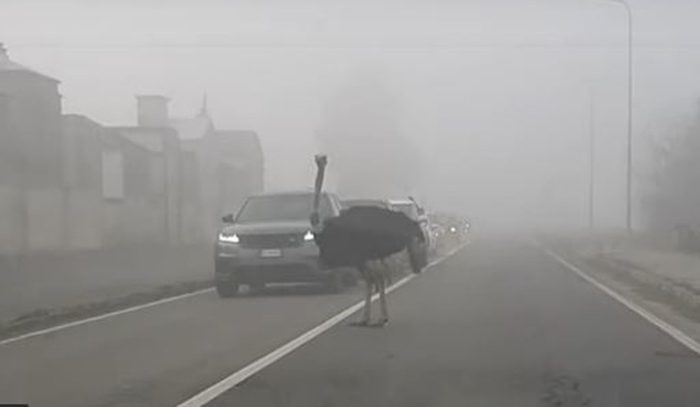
top-left (175, 243), bottom-right (468, 407)
top-left (540, 246), bottom-right (700, 356)
top-left (0, 287), bottom-right (215, 347)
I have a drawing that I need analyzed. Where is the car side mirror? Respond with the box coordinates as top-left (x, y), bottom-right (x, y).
top-left (222, 214), bottom-right (234, 224)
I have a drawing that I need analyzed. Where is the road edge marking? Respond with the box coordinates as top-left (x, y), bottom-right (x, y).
top-left (0, 287), bottom-right (215, 347)
top-left (175, 242), bottom-right (468, 407)
top-left (538, 243), bottom-right (700, 356)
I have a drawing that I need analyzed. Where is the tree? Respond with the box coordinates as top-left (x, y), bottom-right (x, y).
top-left (316, 67), bottom-right (420, 199)
top-left (645, 101), bottom-right (700, 231)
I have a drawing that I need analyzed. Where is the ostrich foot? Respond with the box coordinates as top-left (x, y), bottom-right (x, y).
top-left (349, 319), bottom-right (370, 327)
top-left (369, 318), bottom-right (389, 328)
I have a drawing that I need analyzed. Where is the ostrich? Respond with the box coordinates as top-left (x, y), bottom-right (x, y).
top-left (310, 155), bottom-right (425, 327)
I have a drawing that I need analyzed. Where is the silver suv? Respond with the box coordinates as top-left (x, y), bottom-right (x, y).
top-left (215, 191), bottom-right (352, 297)
top-left (387, 199), bottom-right (434, 260)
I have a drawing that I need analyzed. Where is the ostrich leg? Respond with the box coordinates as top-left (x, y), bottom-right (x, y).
top-left (350, 264), bottom-right (372, 327)
top-left (374, 271), bottom-right (389, 327)
top-left (381, 258), bottom-right (393, 285)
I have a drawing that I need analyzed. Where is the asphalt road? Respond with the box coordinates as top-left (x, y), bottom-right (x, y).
top-left (208, 237), bottom-right (700, 407)
top-left (0, 282), bottom-right (366, 406)
top-left (3, 236), bottom-right (700, 406)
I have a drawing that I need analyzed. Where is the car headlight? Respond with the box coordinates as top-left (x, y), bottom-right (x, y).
top-left (304, 231), bottom-right (315, 241)
top-left (218, 232), bottom-right (240, 244)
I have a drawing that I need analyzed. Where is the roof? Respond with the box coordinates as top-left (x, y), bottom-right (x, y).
top-left (109, 126), bottom-right (178, 137)
top-left (248, 190), bottom-right (343, 200)
top-left (137, 94), bottom-right (168, 101)
top-left (108, 126), bottom-right (179, 153)
top-left (387, 199), bottom-right (415, 206)
top-left (0, 43), bottom-right (59, 83)
top-left (101, 128), bottom-right (153, 154)
top-left (251, 190), bottom-right (316, 197)
top-left (169, 115), bottom-right (213, 141)
top-left (62, 114), bottom-right (102, 129)
top-left (343, 199), bottom-right (389, 208)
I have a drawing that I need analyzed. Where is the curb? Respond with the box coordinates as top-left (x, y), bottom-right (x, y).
top-left (0, 279), bottom-right (213, 344)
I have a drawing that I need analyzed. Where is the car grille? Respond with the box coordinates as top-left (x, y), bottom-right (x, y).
top-left (239, 233), bottom-right (304, 249)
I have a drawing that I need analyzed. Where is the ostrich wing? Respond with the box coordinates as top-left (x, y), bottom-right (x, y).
top-left (315, 206), bottom-right (422, 268)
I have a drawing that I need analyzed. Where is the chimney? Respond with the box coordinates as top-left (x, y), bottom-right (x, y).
top-left (136, 95), bottom-right (169, 127)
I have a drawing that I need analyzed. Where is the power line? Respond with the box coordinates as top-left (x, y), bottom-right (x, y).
top-left (8, 40), bottom-right (700, 50)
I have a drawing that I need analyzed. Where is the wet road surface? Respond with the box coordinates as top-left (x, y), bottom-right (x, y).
top-left (3, 237), bottom-right (700, 406)
top-left (207, 237), bottom-right (700, 407)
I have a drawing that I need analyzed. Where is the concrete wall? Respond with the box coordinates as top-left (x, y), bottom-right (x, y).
top-left (179, 149), bottom-right (203, 244)
top-left (25, 188), bottom-right (64, 251)
top-left (102, 197), bottom-right (161, 246)
top-left (62, 115), bottom-right (103, 250)
top-left (181, 140), bottom-right (210, 242)
top-left (65, 189), bottom-right (102, 250)
top-left (101, 131), bottom-right (167, 247)
top-left (0, 72), bottom-right (62, 188)
top-left (0, 186), bottom-right (103, 255)
top-left (113, 127), bottom-right (183, 245)
top-left (0, 186), bottom-right (23, 255)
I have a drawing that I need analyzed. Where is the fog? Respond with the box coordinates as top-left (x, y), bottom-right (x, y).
top-left (3, 0), bottom-right (700, 230)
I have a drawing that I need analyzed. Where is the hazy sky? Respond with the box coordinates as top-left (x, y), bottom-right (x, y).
top-left (2, 0), bottom-right (700, 229)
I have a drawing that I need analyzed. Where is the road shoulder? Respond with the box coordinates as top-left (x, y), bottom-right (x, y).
top-left (541, 241), bottom-right (700, 356)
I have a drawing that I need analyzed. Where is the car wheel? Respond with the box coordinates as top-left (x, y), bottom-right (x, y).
top-left (407, 239), bottom-right (426, 274)
top-left (215, 278), bottom-right (240, 298)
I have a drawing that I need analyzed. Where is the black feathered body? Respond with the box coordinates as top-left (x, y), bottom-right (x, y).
top-left (313, 206), bottom-right (424, 271)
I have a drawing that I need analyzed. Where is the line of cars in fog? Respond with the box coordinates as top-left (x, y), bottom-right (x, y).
top-left (214, 190), bottom-right (468, 297)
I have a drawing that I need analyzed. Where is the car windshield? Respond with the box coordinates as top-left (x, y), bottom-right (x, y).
top-left (236, 194), bottom-right (332, 223)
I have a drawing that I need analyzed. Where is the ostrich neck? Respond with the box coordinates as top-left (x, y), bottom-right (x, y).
top-left (311, 157), bottom-right (327, 230)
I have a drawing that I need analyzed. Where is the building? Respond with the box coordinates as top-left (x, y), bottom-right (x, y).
top-left (63, 114), bottom-right (183, 248)
top-left (0, 42), bottom-right (62, 188)
top-left (137, 95), bottom-right (265, 240)
top-left (168, 99), bottom-right (218, 242)
top-left (100, 126), bottom-right (175, 246)
top-left (109, 97), bottom-right (183, 245)
top-left (0, 44), bottom-right (265, 254)
top-left (0, 43), bottom-right (64, 253)
top-left (212, 129), bottom-right (264, 213)
top-left (61, 115), bottom-right (103, 249)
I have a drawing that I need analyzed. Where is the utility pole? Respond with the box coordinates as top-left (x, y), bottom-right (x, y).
top-left (624, 1), bottom-right (633, 233)
top-left (598, 0), bottom-right (633, 232)
top-left (589, 92), bottom-right (596, 229)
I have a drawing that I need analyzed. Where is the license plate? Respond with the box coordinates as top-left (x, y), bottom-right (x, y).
top-left (260, 249), bottom-right (282, 258)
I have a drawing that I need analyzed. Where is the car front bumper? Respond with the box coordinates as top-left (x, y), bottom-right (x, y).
top-left (215, 242), bottom-right (334, 284)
